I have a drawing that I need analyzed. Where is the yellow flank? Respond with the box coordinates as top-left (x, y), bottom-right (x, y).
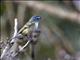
top-left (22, 28), bottom-right (31, 35)
top-left (18, 25), bottom-right (29, 33)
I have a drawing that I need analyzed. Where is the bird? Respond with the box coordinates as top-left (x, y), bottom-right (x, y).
top-left (19, 16), bottom-right (41, 36)
top-left (10, 16), bottom-right (41, 44)
top-left (17, 16), bottom-right (41, 51)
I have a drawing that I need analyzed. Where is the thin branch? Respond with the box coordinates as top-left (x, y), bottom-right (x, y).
top-left (13, 18), bottom-right (18, 38)
top-left (19, 40), bottom-right (30, 51)
top-left (10, 18), bottom-right (18, 43)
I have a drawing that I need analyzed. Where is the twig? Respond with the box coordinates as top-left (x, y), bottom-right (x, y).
top-left (13, 18), bottom-right (18, 37)
top-left (19, 40), bottom-right (30, 51)
top-left (10, 18), bottom-right (18, 43)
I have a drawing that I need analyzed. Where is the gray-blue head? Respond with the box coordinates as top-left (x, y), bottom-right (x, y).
top-left (32, 16), bottom-right (41, 22)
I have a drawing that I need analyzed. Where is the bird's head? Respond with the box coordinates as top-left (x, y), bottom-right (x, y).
top-left (32, 16), bottom-right (41, 22)
top-left (31, 16), bottom-right (41, 29)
